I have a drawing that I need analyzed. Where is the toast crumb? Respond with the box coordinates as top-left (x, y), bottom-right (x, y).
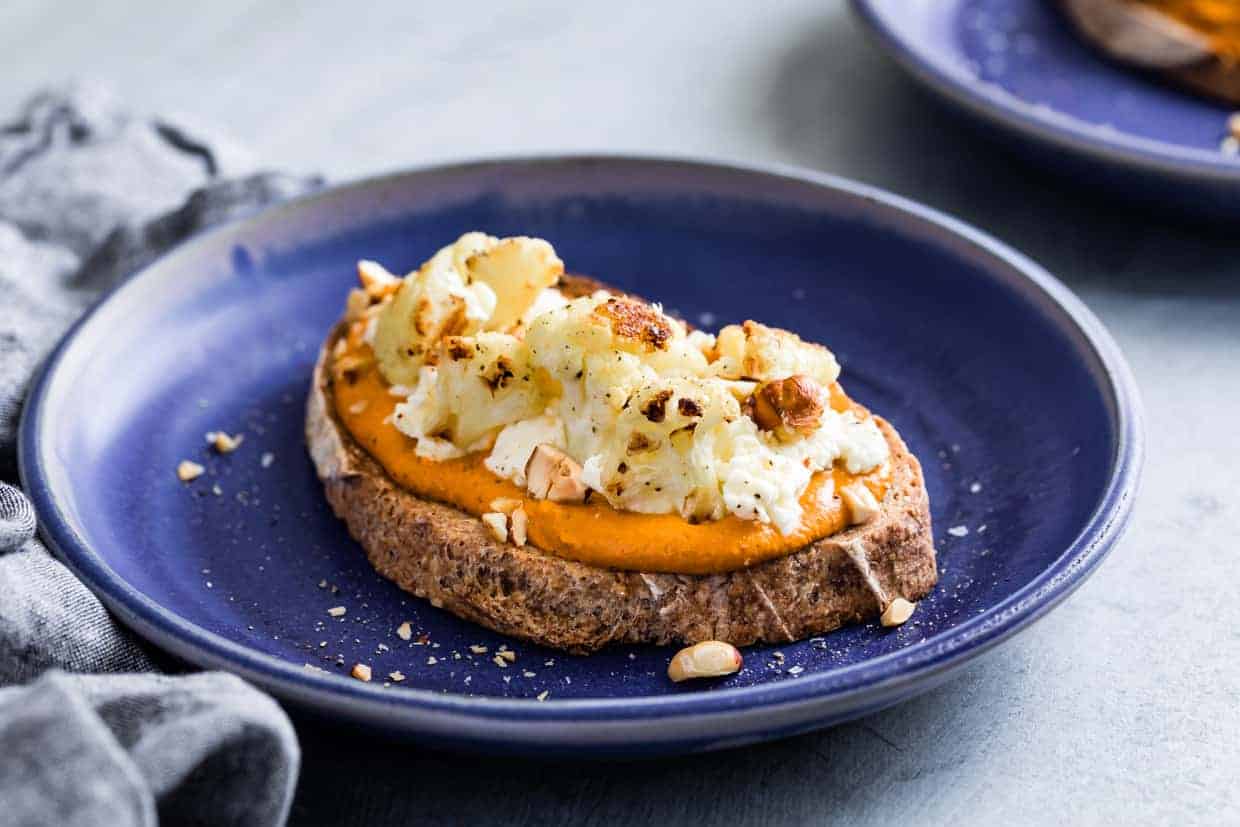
top-left (351, 663), bottom-right (372, 682)
top-left (176, 460), bottom-right (205, 482)
top-left (389, 670), bottom-right (406, 682)
top-left (396, 621), bottom-right (413, 641)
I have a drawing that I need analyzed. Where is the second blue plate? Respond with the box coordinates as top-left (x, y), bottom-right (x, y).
top-left (853, 0), bottom-right (1240, 217)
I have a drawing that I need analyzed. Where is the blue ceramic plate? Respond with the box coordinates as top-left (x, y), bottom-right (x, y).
top-left (20, 156), bottom-right (1141, 756)
top-left (852, 0), bottom-right (1240, 217)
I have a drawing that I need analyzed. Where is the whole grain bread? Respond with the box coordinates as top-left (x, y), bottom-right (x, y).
top-left (305, 276), bottom-right (936, 653)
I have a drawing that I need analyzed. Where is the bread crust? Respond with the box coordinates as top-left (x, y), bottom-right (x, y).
top-left (305, 279), bottom-right (937, 653)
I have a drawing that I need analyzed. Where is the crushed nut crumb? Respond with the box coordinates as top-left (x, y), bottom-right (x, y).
top-left (881, 597), bottom-right (917, 628)
top-left (176, 460), bottom-right (205, 482)
top-left (396, 621), bottom-right (413, 641)
top-left (510, 507), bottom-right (528, 547)
top-left (536, 690), bottom-right (549, 702)
top-left (481, 511), bottom-right (508, 543)
top-left (493, 654), bottom-right (509, 668)
top-left (327, 606), bottom-right (347, 617)
top-left (206, 431), bottom-right (244, 453)
top-left (469, 644), bottom-right (488, 654)
top-left (389, 670), bottom-right (406, 682)
top-left (350, 663), bottom-right (372, 682)
top-left (499, 650), bottom-right (516, 663)
top-left (261, 452), bottom-right (275, 468)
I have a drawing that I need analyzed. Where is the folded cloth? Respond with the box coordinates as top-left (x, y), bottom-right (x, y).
top-left (0, 84), bottom-right (323, 827)
top-left (0, 671), bottom-right (298, 827)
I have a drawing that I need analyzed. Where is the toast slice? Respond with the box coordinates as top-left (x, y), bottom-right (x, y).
top-left (306, 276), bottom-right (936, 654)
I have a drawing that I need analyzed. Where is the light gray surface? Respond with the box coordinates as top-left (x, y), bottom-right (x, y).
top-left (6, 1), bottom-right (1237, 824)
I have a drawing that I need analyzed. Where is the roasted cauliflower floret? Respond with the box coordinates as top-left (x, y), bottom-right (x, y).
top-left (527, 295), bottom-right (707, 382)
top-left (579, 377), bottom-right (741, 519)
top-left (711, 320), bottom-right (840, 386)
top-left (391, 332), bottom-right (545, 454)
top-left (465, 236), bottom-right (564, 333)
top-left (372, 234), bottom-right (500, 385)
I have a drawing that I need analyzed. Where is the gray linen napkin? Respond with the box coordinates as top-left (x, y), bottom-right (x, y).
top-left (0, 84), bottom-right (323, 827)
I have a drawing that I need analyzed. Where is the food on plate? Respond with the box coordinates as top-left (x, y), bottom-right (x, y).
top-left (306, 233), bottom-right (936, 654)
top-left (667, 640), bottom-right (744, 682)
top-left (1059, 0), bottom-right (1240, 104)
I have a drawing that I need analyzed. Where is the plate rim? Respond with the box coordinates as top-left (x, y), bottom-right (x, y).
top-left (18, 153), bottom-right (1144, 748)
top-left (850, 0), bottom-right (1240, 183)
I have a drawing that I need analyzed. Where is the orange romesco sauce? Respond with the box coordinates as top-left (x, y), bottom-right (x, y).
top-left (331, 325), bottom-right (889, 574)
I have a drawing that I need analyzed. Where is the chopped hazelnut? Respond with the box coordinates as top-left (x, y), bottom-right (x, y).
top-left (481, 512), bottom-right (508, 543)
top-left (744, 375), bottom-right (825, 439)
top-left (524, 444), bottom-right (588, 503)
top-left (840, 483), bottom-right (881, 526)
top-left (206, 431), bottom-right (243, 454)
top-left (667, 641), bottom-right (743, 682)
top-left (881, 598), bottom-right (916, 628)
top-left (489, 497), bottom-right (523, 515)
top-left (176, 460), bottom-right (205, 482)
top-left (510, 507), bottom-right (528, 547)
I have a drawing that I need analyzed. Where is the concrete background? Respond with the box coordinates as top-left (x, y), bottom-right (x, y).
top-left (5, 1), bottom-right (1236, 823)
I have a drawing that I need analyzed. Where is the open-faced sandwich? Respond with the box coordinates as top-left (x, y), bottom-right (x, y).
top-left (1060, 0), bottom-right (1240, 104)
top-left (306, 234), bottom-right (936, 655)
